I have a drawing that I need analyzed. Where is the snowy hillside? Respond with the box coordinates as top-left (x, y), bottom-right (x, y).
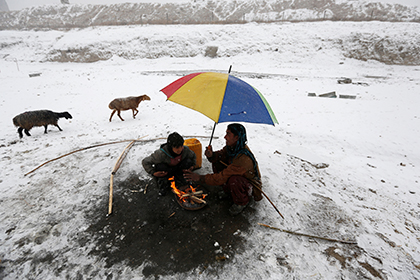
top-left (1, 21), bottom-right (420, 66)
top-left (0, 0), bottom-right (419, 29)
top-left (0, 21), bottom-right (420, 279)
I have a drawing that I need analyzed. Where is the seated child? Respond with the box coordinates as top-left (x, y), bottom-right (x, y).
top-left (142, 132), bottom-right (196, 196)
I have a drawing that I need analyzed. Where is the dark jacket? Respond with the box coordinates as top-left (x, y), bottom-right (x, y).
top-left (142, 144), bottom-right (196, 175)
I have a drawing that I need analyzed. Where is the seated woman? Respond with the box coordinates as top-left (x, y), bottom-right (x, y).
top-left (184, 123), bottom-right (262, 215)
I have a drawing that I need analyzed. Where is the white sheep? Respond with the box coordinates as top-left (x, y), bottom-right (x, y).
top-left (108, 95), bottom-right (151, 122)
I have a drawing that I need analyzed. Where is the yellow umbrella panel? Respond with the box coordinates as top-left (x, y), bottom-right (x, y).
top-left (162, 72), bottom-right (229, 123)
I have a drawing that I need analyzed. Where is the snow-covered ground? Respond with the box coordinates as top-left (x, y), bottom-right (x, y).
top-left (0, 21), bottom-right (420, 279)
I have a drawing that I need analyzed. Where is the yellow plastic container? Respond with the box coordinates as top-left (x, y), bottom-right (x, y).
top-left (184, 138), bottom-right (202, 169)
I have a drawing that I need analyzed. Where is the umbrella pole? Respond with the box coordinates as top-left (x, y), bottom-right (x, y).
top-left (208, 65), bottom-right (231, 146)
top-left (209, 122), bottom-right (217, 146)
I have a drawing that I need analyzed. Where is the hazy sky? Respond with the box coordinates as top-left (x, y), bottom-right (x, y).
top-left (6, 0), bottom-right (418, 11)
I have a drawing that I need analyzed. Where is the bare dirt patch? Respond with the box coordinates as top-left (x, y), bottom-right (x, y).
top-left (83, 173), bottom-right (255, 277)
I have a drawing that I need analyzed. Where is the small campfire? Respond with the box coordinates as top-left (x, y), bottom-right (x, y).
top-left (169, 177), bottom-right (207, 210)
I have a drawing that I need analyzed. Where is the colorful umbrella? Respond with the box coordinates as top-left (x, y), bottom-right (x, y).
top-left (160, 71), bottom-right (278, 143)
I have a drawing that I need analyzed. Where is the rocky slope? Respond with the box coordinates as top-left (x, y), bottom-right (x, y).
top-left (0, 0), bottom-right (419, 30)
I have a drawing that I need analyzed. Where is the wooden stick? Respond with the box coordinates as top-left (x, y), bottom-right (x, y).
top-left (258, 223), bottom-right (357, 245)
top-left (108, 139), bottom-right (136, 215)
top-left (181, 190), bottom-right (203, 198)
top-left (190, 195), bottom-right (206, 204)
top-left (108, 174), bottom-right (114, 216)
top-left (219, 160), bottom-right (284, 219)
top-left (183, 135), bottom-right (219, 139)
top-left (24, 136), bottom-right (148, 176)
top-left (112, 140), bottom-right (136, 175)
top-left (254, 184), bottom-right (284, 219)
top-left (24, 135), bottom-right (215, 176)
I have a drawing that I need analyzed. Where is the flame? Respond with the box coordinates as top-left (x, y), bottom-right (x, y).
top-left (169, 177), bottom-right (188, 202)
top-left (168, 176), bottom-right (206, 204)
top-left (190, 185), bottom-right (197, 193)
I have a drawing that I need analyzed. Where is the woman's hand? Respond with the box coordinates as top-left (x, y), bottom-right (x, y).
top-left (183, 170), bottom-right (200, 183)
top-left (153, 171), bottom-right (168, 177)
top-left (204, 145), bottom-right (213, 158)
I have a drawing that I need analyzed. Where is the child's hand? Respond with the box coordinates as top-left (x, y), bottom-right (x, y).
top-left (183, 166), bottom-right (194, 173)
top-left (153, 171), bottom-right (168, 177)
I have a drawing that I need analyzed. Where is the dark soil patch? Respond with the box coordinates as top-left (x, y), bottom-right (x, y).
top-left (324, 245), bottom-right (385, 279)
top-left (83, 173), bottom-right (254, 277)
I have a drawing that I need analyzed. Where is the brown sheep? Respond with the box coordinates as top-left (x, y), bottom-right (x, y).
top-left (13, 110), bottom-right (73, 138)
top-left (108, 95), bottom-right (151, 122)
